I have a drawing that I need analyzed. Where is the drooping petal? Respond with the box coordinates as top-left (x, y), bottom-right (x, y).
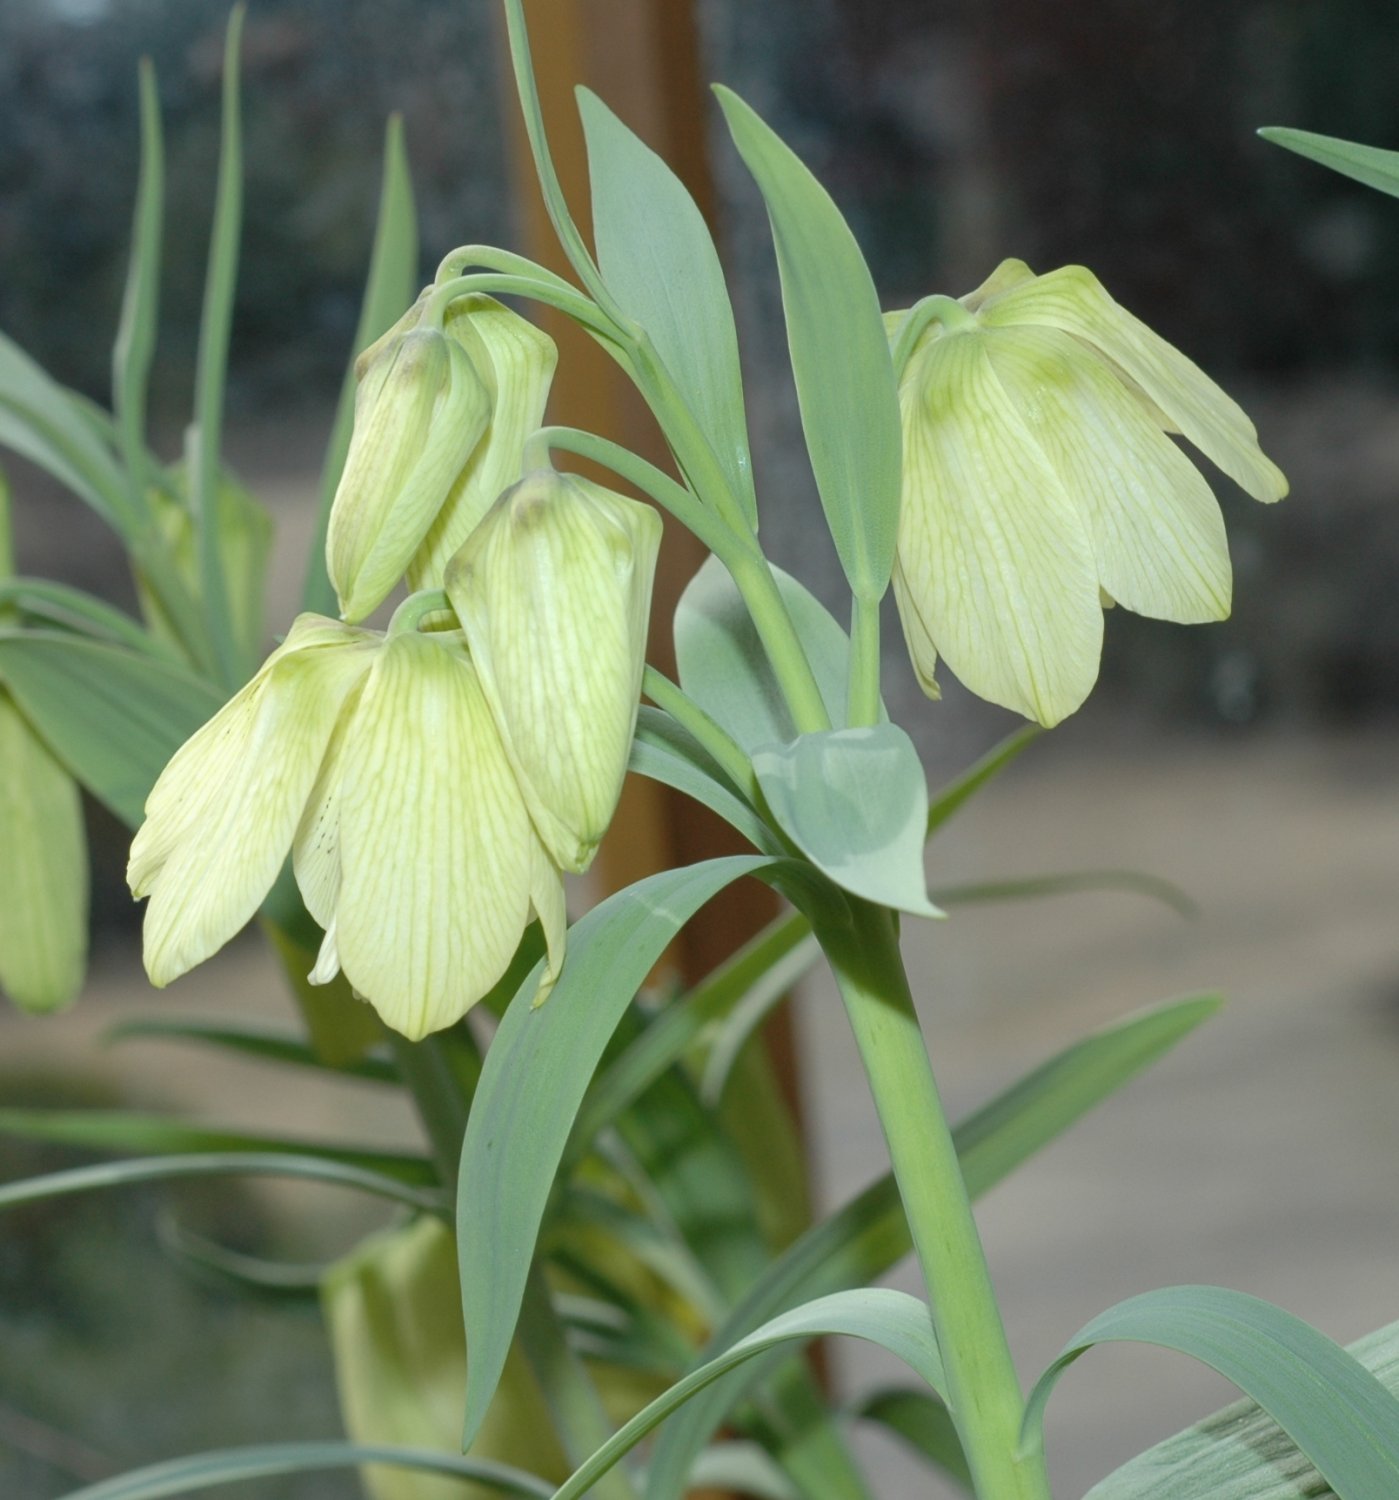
top-left (407, 297), bottom-right (557, 592)
top-left (896, 330), bottom-right (1102, 727)
top-left (890, 555), bottom-right (941, 700)
top-left (0, 693), bottom-right (87, 1012)
top-left (291, 676), bottom-right (369, 931)
top-left (332, 631), bottom-right (536, 1040)
top-left (445, 471), bottom-right (661, 873)
top-left (528, 832), bottom-right (567, 1009)
top-left (980, 265), bottom-right (1289, 503)
top-left (328, 328), bottom-right (491, 623)
top-left (129, 615), bottom-right (377, 987)
top-left (984, 325), bottom-right (1233, 623)
top-left (958, 256), bottom-right (1038, 314)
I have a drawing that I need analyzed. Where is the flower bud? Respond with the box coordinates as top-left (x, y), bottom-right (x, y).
top-left (890, 259), bottom-right (1288, 727)
top-left (445, 470), bottom-right (662, 874)
top-left (0, 690), bottom-right (87, 1012)
top-left (406, 295), bottom-right (557, 592)
top-left (327, 322), bottom-right (490, 623)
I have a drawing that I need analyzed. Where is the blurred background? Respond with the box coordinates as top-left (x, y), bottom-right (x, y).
top-left (3, 0), bottom-right (1399, 1496)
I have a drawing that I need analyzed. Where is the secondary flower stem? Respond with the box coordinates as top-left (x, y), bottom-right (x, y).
top-left (641, 665), bottom-right (755, 794)
top-left (822, 900), bottom-right (1052, 1500)
top-left (848, 592), bottom-right (882, 728)
top-left (726, 549), bottom-right (832, 736)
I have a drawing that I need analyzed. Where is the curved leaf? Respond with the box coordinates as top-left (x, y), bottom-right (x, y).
top-left (104, 1014), bottom-right (398, 1084)
top-left (1084, 1317), bottom-right (1399, 1500)
top-left (753, 724), bottom-right (942, 917)
top-left (579, 88), bottom-right (756, 526)
top-left (1022, 1287), bottom-right (1399, 1500)
top-left (0, 1153), bottom-right (447, 1219)
top-left (53, 1442), bottom-right (552, 1500)
top-left (557, 1289), bottom-right (945, 1500)
top-left (926, 726), bottom-right (1040, 835)
top-left (934, 869), bottom-right (1196, 920)
top-left (715, 87), bottom-right (901, 600)
top-left (457, 854), bottom-right (786, 1448)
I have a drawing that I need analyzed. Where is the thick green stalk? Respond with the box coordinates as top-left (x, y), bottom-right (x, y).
top-left (848, 592), bottom-right (882, 728)
top-left (822, 900), bottom-right (1052, 1500)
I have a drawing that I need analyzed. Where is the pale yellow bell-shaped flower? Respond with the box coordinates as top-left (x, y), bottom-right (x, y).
top-left (128, 615), bottom-right (380, 987)
top-left (406, 295), bottom-right (557, 593)
top-left (292, 628), bottom-right (565, 1041)
top-left (890, 259), bottom-right (1288, 727)
top-left (327, 319), bottom-right (490, 623)
top-left (0, 691), bottom-right (87, 1012)
top-left (444, 470), bottom-right (662, 874)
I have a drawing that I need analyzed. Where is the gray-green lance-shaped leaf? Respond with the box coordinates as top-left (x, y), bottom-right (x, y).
top-left (753, 724), bottom-right (942, 918)
top-left (649, 994), bottom-right (1220, 1490)
top-left (1084, 1317), bottom-right (1399, 1500)
top-left (716, 86), bottom-right (900, 599)
top-left (674, 555), bottom-right (876, 750)
top-left (0, 630), bottom-right (223, 827)
top-left (457, 854), bottom-right (785, 1449)
top-left (1259, 127), bottom-right (1399, 200)
top-left (579, 88), bottom-right (756, 527)
top-left (1023, 1286), bottom-right (1399, 1500)
top-left (555, 1289), bottom-right (946, 1500)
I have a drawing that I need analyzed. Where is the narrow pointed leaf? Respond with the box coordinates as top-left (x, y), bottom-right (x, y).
top-left (51, 1442), bottom-right (552, 1500)
top-left (1084, 1318), bottom-right (1399, 1500)
top-left (934, 868), bottom-right (1196, 919)
top-left (0, 631), bottom-right (223, 827)
top-left (190, 4), bottom-right (247, 685)
top-left (716, 86), bottom-right (900, 598)
top-left (1023, 1287), bottom-right (1399, 1500)
top-left (305, 113), bottom-right (418, 616)
top-left (112, 57), bottom-right (164, 512)
top-left (457, 855), bottom-right (786, 1448)
top-left (753, 724), bottom-right (942, 917)
top-left (579, 87), bottom-right (756, 526)
top-left (1259, 126), bottom-right (1399, 199)
top-left (926, 725), bottom-right (1040, 835)
top-left (562, 1290), bottom-right (945, 1500)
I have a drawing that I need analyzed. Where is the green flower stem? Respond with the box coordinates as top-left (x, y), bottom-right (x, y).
top-left (822, 900), bottom-right (1052, 1500)
top-left (848, 592), bottom-right (882, 728)
top-left (890, 292), bottom-right (978, 378)
top-left (528, 426), bottom-right (737, 561)
top-left (387, 589), bottom-right (452, 636)
top-left (434, 243), bottom-right (582, 299)
top-left (425, 272), bottom-right (622, 346)
top-left (641, 665), bottom-right (754, 794)
top-left (726, 549), bottom-right (832, 736)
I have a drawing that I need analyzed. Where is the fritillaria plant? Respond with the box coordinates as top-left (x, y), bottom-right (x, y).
top-left (2, 7), bottom-right (1398, 1500)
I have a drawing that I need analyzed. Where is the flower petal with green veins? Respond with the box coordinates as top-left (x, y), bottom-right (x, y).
top-left (446, 471), bottom-right (661, 874)
top-left (981, 265), bottom-right (1289, 503)
top-left (984, 325), bottom-right (1232, 623)
top-left (292, 677), bottom-right (369, 931)
top-left (331, 632), bottom-right (541, 1040)
top-left (408, 297), bottom-right (557, 592)
top-left (129, 616), bottom-right (377, 987)
top-left (897, 330), bottom-right (1102, 727)
top-left (0, 693), bottom-right (87, 1012)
